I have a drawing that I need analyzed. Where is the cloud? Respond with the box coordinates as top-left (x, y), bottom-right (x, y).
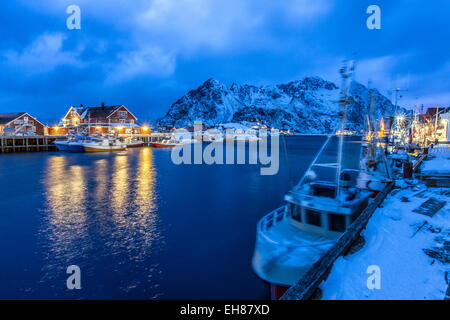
top-left (106, 46), bottom-right (176, 84)
top-left (304, 54), bottom-right (414, 99)
top-left (136, 0), bottom-right (333, 54)
top-left (137, 0), bottom-right (263, 53)
top-left (284, 0), bottom-right (334, 20)
top-left (3, 33), bottom-right (83, 74)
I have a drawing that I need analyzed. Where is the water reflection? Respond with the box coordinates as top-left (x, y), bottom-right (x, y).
top-left (40, 149), bottom-right (162, 297)
top-left (43, 156), bottom-right (89, 266)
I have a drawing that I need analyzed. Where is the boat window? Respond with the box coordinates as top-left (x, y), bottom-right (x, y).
top-left (328, 213), bottom-right (346, 232)
top-left (305, 209), bottom-right (321, 227)
top-left (290, 204), bottom-right (302, 222)
top-left (311, 184), bottom-right (336, 198)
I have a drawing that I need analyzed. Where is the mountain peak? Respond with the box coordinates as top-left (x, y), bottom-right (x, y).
top-left (159, 77), bottom-right (395, 133)
top-left (201, 78), bottom-right (225, 89)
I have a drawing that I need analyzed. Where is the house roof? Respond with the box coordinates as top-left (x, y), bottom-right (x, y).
top-left (0, 112), bottom-right (26, 125)
top-left (74, 104), bottom-right (138, 121)
top-left (77, 106), bottom-right (121, 119)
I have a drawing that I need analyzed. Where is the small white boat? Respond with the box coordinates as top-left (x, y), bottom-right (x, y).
top-left (150, 138), bottom-right (181, 148)
top-left (55, 140), bottom-right (71, 151)
top-left (82, 137), bottom-right (127, 152)
top-left (68, 136), bottom-right (92, 153)
top-left (124, 137), bottom-right (144, 148)
top-left (55, 135), bottom-right (79, 151)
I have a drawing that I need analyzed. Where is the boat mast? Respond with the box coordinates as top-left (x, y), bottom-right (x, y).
top-left (335, 61), bottom-right (353, 199)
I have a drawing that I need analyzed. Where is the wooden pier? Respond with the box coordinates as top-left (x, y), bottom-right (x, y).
top-left (0, 134), bottom-right (171, 154)
top-left (0, 136), bottom-right (65, 153)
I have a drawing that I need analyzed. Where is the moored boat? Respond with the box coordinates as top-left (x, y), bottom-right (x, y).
top-left (125, 139), bottom-right (144, 148)
top-left (150, 137), bottom-right (184, 148)
top-left (252, 61), bottom-right (373, 299)
top-left (68, 136), bottom-right (92, 153)
top-left (55, 140), bottom-right (71, 151)
top-left (82, 137), bottom-right (127, 152)
top-left (252, 169), bottom-right (371, 299)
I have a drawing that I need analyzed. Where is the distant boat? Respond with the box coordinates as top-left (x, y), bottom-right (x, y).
top-left (150, 134), bottom-right (198, 148)
top-left (68, 137), bottom-right (92, 153)
top-left (150, 138), bottom-right (180, 148)
top-left (55, 135), bottom-right (79, 151)
top-left (124, 137), bottom-right (144, 148)
top-left (82, 137), bottom-right (127, 152)
top-left (54, 140), bottom-right (71, 151)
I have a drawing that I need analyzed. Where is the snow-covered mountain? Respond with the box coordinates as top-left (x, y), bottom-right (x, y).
top-left (158, 77), bottom-right (397, 133)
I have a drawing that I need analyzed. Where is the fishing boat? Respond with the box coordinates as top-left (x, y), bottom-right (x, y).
top-left (67, 136), bottom-right (92, 153)
top-left (124, 137), bottom-right (144, 148)
top-left (150, 138), bottom-right (181, 148)
top-left (82, 136), bottom-right (127, 152)
top-left (54, 139), bottom-right (71, 151)
top-left (357, 87), bottom-right (391, 197)
top-left (55, 135), bottom-right (80, 151)
top-left (252, 62), bottom-right (372, 299)
top-left (150, 135), bottom-right (198, 148)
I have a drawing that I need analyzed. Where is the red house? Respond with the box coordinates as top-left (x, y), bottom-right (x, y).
top-left (0, 112), bottom-right (46, 136)
top-left (56, 103), bottom-right (144, 135)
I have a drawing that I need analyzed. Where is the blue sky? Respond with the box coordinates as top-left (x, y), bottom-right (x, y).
top-left (0, 0), bottom-right (448, 123)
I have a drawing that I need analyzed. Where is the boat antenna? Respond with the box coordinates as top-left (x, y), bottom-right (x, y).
top-left (295, 60), bottom-right (354, 196)
top-left (335, 61), bottom-right (353, 199)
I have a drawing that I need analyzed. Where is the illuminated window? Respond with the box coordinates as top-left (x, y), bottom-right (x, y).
top-left (118, 111), bottom-right (127, 118)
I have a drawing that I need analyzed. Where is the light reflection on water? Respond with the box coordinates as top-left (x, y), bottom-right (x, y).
top-left (40, 148), bottom-right (163, 298)
top-left (0, 136), bottom-right (361, 299)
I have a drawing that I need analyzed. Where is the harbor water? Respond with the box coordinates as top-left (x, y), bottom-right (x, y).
top-left (0, 136), bottom-right (361, 299)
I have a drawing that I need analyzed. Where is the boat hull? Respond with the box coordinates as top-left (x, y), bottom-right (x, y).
top-left (55, 141), bottom-right (70, 151)
top-left (126, 142), bottom-right (144, 148)
top-left (150, 142), bottom-right (178, 148)
top-left (83, 146), bottom-right (126, 153)
top-left (68, 143), bottom-right (85, 153)
top-left (252, 206), bottom-right (337, 299)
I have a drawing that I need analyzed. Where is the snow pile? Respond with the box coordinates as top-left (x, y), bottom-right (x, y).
top-left (158, 77), bottom-right (397, 133)
top-left (422, 146), bottom-right (450, 174)
top-left (320, 185), bottom-right (449, 300)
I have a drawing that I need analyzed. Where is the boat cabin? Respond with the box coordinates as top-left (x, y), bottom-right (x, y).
top-left (285, 180), bottom-right (370, 238)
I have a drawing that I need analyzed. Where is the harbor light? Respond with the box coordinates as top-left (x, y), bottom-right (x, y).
top-left (141, 126), bottom-right (149, 131)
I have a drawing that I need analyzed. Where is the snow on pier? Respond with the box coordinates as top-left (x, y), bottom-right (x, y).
top-left (320, 183), bottom-right (449, 300)
top-left (418, 146), bottom-right (450, 188)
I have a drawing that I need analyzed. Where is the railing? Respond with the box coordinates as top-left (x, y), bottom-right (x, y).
top-left (256, 204), bottom-right (337, 248)
top-left (257, 206), bottom-right (290, 241)
top-left (413, 154), bottom-right (427, 172)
